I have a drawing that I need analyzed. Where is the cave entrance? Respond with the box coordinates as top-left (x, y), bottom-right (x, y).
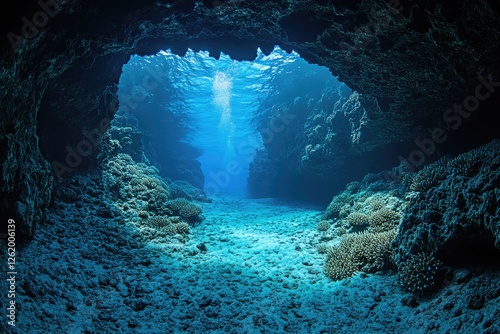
top-left (115, 46), bottom-right (342, 198)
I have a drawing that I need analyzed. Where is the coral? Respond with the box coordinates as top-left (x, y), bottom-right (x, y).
top-left (345, 181), bottom-right (361, 194)
top-left (409, 156), bottom-right (449, 193)
top-left (316, 244), bottom-right (332, 254)
top-left (325, 229), bottom-right (397, 281)
top-left (144, 216), bottom-right (189, 235)
top-left (167, 179), bottom-right (210, 202)
top-left (316, 220), bottom-right (332, 232)
top-left (329, 191), bottom-right (406, 234)
top-left (336, 226), bottom-right (347, 236)
top-left (164, 224), bottom-right (181, 235)
top-left (367, 197), bottom-right (385, 211)
top-left (108, 125), bottom-right (145, 162)
top-left (324, 192), bottom-right (352, 220)
top-left (397, 252), bottom-right (442, 292)
top-left (447, 142), bottom-right (497, 176)
top-left (346, 212), bottom-right (370, 227)
top-left (101, 153), bottom-right (210, 218)
top-left (141, 178), bottom-right (161, 189)
top-left (325, 245), bottom-right (357, 281)
top-left (348, 229), bottom-right (398, 273)
top-left (368, 208), bottom-right (401, 233)
top-left (321, 173), bottom-right (408, 282)
top-left (323, 171), bottom-right (408, 229)
top-left (175, 222), bottom-right (190, 235)
top-left (393, 140), bottom-right (500, 290)
top-left (166, 198), bottom-right (202, 223)
top-left (145, 215), bottom-right (170, 228)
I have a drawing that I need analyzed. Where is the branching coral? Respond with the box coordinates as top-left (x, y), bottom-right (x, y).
top-left (397, 252), bottom-right (441, 292)
top-left (448, 149), bottom-right (487, 176)
top-left (145, 216), bottom-right (190, 235)
top-left (324, 229), bottom-right (397, 281)
top-left (141, 178), bottom-right (161, 190)
top-left (324, 192), bottom-right (352, 219)
top-left (324, 175), bottom-right (407, 235)
top-left (103, 153), bottom-right (175, 216)
top-left (368, 207), bottom-right (401, 233)
top-left (174, 222), bottom-right (190, 235)
top-left (166, 198), bottom-right (202, 223)
top-left (325, 244), bottom-right (357, 280)
top-left (409, 157), bottom-right (449, 192)
top-left (367, 197), bottom-right (385, 211)
top-left (316, 220), bottom-right (331, 232)
top-left (393, 140), bottom-right (500, 294)
top-left (346, 212), bottom-right (370, 227)
top-left (145, 215), bottom-right (170, 228)
top-left (316, 244), bottom-right (332, 254)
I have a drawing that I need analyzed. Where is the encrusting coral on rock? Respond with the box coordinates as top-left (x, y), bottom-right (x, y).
top-left (317, 139), bottom-right (500, 296)
top-left (321, 139), bottom-right (500, 295)
top-left (319, 170), bottom-right (406, 281)
top-left (393, 139), bottom-right (500, 292)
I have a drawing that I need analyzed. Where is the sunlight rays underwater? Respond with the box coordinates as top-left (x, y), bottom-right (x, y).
top-left (119, 46), bottom-right (338, 195)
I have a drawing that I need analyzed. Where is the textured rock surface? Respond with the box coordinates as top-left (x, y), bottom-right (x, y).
top-left (1, 190), bottom-right (499, 333)
top-left (2, 0), bottom-right (500, 232)
top-left (319, 139), bottom-right (500, 293)
top-left (393, 140), bottom-right (500, 272)
top-left (250, 84), bottom-right (389, 197)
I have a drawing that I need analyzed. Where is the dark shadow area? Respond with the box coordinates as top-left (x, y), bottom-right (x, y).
top-left (437, 229), bottom-right (500, 269)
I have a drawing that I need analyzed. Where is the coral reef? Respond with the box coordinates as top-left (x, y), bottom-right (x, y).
top-left (368, 207), bottom-right (401, 233)
top-left (145, 215), bottom-right (191, 236)
top-left (323, 172), bottom-right (406, 235)
top-left (3, 0), bottom-right (500, 230)
top-left (346, 212), bottom-right (370, 229)
top-left (50, 149), bottom-right (205, 249)
top-left (103, 154), bottom-right (173, 216)
top-left (447, 148), bottom-right (490, 177)
top-left (108, 124), bottom-right (145, 163)
top-left (393, 139), bottom-right (500, 292)
top-left (165, 198), bottom-right (203, 224)
top-left (397, 252), bottom-right (442, 292)
top-left (325, 229), bottom-right (397, 281)
top-left (324, 243), bottom-right (357, 281)
top-left (167, 180), bottom-right (210, 203)
top-left (316, 220), bottom-right (331, 232)
top-left (323, 192), bottom-right (353, 220)
top-left (110, 102), bottom-right (205, 189)
top-left (321, 171), bottom-right (406, 281)
top-left (321, 140), bottom-right (500, 293)
top-left (408, 156), bottom-right (449, 193)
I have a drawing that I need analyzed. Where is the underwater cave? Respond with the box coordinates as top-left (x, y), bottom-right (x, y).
top-left (1, 0), bottom-right (500, 333)
top-left (112, 47), bottom-right (356, 201)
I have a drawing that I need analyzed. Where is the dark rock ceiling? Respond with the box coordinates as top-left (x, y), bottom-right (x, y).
top-left (1, 0), bottom-right (499, 236)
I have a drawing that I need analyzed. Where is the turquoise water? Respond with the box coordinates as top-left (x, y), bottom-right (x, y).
top-left (118, 46), bottom-right (340, 195)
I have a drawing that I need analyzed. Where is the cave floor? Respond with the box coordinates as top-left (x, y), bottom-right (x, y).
top-left (2, 195), bottom-right (499, 333)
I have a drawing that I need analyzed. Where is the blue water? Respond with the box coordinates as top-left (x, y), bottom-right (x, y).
top-left (117, 46), bottom-right (340, 195)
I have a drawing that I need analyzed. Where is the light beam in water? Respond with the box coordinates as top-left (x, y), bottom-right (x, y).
top-left (212, 71), bottom-right (235, 157)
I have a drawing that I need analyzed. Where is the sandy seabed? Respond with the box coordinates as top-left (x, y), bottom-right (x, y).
top-left (1, 195), bottom-right (499, 333)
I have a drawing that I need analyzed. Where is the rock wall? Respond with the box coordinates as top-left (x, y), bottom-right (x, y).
top-left (1, 0), bottom-right (500, 235)
top-left (393, 140), bottom-right (500, 291)
top-left (321, 139), bottom-right (500, 292)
